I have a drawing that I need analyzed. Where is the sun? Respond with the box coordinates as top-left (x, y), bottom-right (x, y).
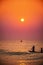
top-left (20, 18), bottom-right (24, 22)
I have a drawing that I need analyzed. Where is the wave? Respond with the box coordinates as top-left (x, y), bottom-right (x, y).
top-left (0, 49), bottom-right (43, 60)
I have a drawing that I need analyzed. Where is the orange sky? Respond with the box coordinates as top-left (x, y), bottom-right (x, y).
top-left (0, 0), bottom-right (43, 40)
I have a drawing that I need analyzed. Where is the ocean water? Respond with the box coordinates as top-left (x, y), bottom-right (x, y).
top-left (0, 40), bottom-right (43, 65)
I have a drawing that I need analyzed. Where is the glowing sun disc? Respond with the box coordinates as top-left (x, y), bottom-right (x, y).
top-left (20, 18), bottom-right (24, 22)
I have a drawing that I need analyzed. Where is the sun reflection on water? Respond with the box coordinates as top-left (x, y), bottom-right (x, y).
top-left (20, 63), bottom-right (26, 65)
top-left (19, 60), bottom-right (26, 65)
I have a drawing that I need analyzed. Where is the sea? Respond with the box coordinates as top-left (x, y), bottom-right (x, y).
top-left (0, 40), bottom-right (43, 65)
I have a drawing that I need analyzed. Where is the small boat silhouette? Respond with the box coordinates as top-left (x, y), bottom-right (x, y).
top-left (20, 40), bottom-right (23, 42)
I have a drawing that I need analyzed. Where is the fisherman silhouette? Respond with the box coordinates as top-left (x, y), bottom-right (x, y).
top-left (41, 48), bottom-right (43, 53)
top-left (32, 46), bottom-right (35, 52)
top-left (29, 45), bottom-right (35, 52)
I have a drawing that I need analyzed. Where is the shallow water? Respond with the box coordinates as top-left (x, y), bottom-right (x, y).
top-left (0, 56), bottom-right (43, 65)
top-left (0, 41), bottom-right (43, 65)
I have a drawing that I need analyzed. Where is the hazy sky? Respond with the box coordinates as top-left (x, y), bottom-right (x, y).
top-left (0, 0), bottom-right (43, 41)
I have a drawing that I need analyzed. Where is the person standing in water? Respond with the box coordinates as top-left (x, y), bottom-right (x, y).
top-left (32, 46), bottom-right (35, 52)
